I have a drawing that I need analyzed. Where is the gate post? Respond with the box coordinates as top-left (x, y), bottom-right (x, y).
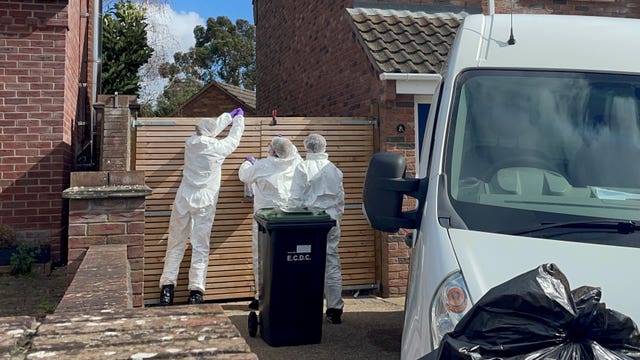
top-left (96, 94), bottom-right (139, 171)
top-left (63, 94), bottom-right (150, 307)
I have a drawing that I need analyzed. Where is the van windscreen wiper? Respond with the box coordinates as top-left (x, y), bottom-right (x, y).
top-left (511, 220), bottom-right (640, 236)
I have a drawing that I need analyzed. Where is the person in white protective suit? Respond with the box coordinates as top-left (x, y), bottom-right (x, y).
top-left (238, 136), bottom-right (302, 310)
top-left (159, 108), bottom-right (245, 305)
top-left (287, 133), bottom-right (345, 324)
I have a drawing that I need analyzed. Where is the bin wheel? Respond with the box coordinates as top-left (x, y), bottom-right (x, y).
top-left (248, 311), bottom-right (258, 337)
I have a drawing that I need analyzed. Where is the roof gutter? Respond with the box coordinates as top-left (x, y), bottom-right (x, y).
top-left (379, 73), bottom-right (442, 95)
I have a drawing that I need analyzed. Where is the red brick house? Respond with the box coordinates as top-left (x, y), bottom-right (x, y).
top-left (253, 0), bottom-right (640, 297)
top-left (0, 0), bottom-right (100, 264)
top-left (171, 81), bottom-right (256, 117)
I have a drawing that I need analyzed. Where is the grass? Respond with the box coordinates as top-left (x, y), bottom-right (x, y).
top-left (0, 265), bottom-right (69, 320)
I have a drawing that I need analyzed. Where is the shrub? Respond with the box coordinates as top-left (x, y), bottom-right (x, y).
top-left (0, 224), bottom-right (16, 249)
top-left (38, 301), bottom-right (58, 316)
top-left (10, 245), bottom-right (40, 276)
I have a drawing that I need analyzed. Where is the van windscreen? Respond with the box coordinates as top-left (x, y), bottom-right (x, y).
top-left (445, 69), bottom-right (640, 244)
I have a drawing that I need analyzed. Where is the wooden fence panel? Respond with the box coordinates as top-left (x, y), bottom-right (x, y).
top-left (137, 117), bottom-right (377, 304)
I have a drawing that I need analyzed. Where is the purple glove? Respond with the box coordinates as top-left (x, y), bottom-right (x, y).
top-left (230, 108), bottom-right (244, 117)
top-left (245, 156), bottom-right (256, 164)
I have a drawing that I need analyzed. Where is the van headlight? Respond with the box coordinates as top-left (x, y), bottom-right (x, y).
top-left (430, 271), bottom-right (472, 348)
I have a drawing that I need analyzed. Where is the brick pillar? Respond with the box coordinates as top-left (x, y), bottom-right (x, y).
top-left (95, 94), bottom-right (139, 171)
top-left (381, 234), bottom-right (411, 297)
top-left (62, 171), bottom-right (151, 307)
top-left (372, 82), bottom-right (414, 298)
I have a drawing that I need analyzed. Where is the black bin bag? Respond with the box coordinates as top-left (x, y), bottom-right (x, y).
top-left (422, 263), bottom-right (640, 360)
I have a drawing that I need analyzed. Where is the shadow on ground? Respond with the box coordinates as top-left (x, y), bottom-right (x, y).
top-left (225, 303), bottom-right (403, 360)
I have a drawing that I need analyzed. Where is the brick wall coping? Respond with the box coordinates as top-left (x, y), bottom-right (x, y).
top-left (55, 245), bottom-right (131, 312)
top-left (62, 185), bottom-right (152, 199)
top-left (62, 170), bottom-right (152, 199)
top-left (30, 304), bottom-right (258, 359)
top-left (68, 170), bottom-right (146, 187)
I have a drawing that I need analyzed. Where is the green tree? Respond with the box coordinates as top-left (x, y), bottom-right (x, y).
top-left (102, 0), bottom-right (154, 95)
top-left (151, 75), bottom-right (203, 117)
top-left (162, 16), bottom-right (256, 90)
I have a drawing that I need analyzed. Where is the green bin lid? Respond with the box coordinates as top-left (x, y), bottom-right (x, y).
top-left (254, 207), bottom-right (333, 223)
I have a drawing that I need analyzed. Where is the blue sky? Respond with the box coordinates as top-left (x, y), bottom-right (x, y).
top-left (139, 0), bottom-right (254, 102)
top-left (169, 0), bottom-right (254, 24)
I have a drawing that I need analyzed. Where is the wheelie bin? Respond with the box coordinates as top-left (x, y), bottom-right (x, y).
top-left (248, 207), bottom-right (336, 347)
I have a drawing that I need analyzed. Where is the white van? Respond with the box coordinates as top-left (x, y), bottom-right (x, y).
top-left (362, 13), bottom-right (640, 360)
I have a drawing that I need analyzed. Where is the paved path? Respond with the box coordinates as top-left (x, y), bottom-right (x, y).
top-left (2, 304), bottom-right (257, 359)
top-left (222, 296), bottom-right (405, 360)
top-left (1, 267), bottom-right (404, 360)
top-left (2, 296), bottom-right (404, 360)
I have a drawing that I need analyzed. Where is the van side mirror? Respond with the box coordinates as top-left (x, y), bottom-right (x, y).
top-left (362, 152), bottom-right (427, 233)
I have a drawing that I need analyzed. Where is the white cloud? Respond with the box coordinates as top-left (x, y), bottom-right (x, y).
top-left (138, 4), bottom-right (205, 103)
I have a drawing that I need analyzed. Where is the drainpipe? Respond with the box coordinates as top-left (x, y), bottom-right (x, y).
top-left (488, 0), bottom-right (495, 15)
top-left (92, 0), bottom-right (102, 101)
top-left (90, 0), bottom-right (103, 168)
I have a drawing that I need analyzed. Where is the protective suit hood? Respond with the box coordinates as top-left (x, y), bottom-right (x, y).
top-left (268, 153), bottom-right (299, 169)
top-left (288, 151), bottom-right (345, 220)
top-left (238, 148), bottom-right (303, 210)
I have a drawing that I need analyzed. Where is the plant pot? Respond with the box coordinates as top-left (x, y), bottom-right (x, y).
top-left (0, 245), bottom-right (51, 266)
top-left (0, 246), bottom-right (17, 266)
top-left (35, 245), bottom-right (51, 263)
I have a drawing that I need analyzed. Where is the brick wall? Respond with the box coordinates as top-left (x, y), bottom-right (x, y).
top-left (492, 0), bottom-right (640, 17)
top-left (66, 0), bottom-right (93, 167)
top-left (173, 85), bottom-right (257, 117)
top-left (255, 0), bottom-right (381, 117)
top-left (66, 0), bottom-right (80, 149)
top-left (255, 0), bottom-right (484, 117)
top-left (64, 171), bottom-right (149, 307)
top-left (255, 0), bottom-right (483, 297)
top-left (0, 0), bottom-right (90, 264)
top-left (376, 85), bottom-right (418, 296)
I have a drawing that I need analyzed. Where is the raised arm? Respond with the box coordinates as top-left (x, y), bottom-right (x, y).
top-left (213, 111), bottom-right (245, 158)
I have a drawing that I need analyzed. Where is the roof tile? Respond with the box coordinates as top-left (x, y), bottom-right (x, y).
top-left (216, 82), bottom-right (257, 110)
top-left (347, 7), bottom-right (466, 74)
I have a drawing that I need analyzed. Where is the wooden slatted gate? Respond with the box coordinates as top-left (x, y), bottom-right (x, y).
top-left (136, 117), bottom-right (378, 304)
